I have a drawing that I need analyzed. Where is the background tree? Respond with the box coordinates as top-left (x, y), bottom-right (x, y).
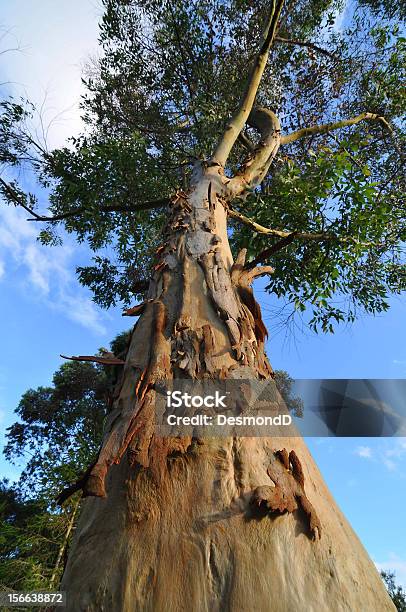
top-left (381, 571), bottom-right (406, 612)
top-left (0, 480), bottom-right (76, 592)
top-left (1, 353), bottom-right (113, 591)
top-left (0, 0), bottom-right (404, 610)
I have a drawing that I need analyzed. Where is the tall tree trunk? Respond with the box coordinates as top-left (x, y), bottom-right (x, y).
top-left (61, 164), bottom-right (394, 611)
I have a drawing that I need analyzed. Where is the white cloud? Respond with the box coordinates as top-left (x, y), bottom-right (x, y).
top-left (60, 291), bottom-right (107, 336)
top-left (0, 3), bottom-right (106, 335)
top-left (381, 439), bottom-right (406, 474)
top-left (0, 0), bottom-right (100, 148)
top-left (355, 445), bottom-right (373, 459)
top-left (353, 439), bottom-right (406, 475)
top-left (0, 205), bottom-right (106, 335)
top-left (386, 439), bottom-right (406, 458)
top-left (382, 457), bottom-right (397, 472)
top-left (375, 554), bottom-right (406, 589)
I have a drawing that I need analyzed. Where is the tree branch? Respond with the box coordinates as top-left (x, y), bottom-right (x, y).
top-left (229, 107), bottom-right (281, 195)
top-left (0, 176), bottom-right (44, 219)
top-left (228, 208), bottom-right (328, 240)
top-left (60, 354), bottom-right (125, 365)
top-left (237, 131), bottom-right (256, 153)
top-left (247, 233), bottom-right (302, 267)
top-left (211, 0), bottom-right (285, 166)
top-left (228, 208), bottom-right (381, 258)
top-left (280, 112), bottom-right (395, 145)
top-left (26, 199), bottom-right (168, 222)
top-left (274, 36), bottom-right (337, 60)
top-left (0, 176), bottom-right (168, 221)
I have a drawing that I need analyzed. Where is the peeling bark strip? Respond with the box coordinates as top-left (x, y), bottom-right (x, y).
top-left (60, 354), bottom-right (125, 365)
top-left (122, 301), bottom-right (152, 317)
top-left (56, 0), bottom-right (322, 505)
top-left (251, 448), bottom-right (322, 540)
top-left (57, 0), bottom-right (292, 503)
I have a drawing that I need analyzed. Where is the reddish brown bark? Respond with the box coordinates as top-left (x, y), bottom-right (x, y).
top-left (59, 162), bottom-right (275, 504)
top-left (58, 161), bottom-right (394, 612)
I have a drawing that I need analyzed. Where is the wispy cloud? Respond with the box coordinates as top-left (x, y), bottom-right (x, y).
top-left (355, 445), bottom-right (373, 459)
top-left (386, 439), bottom-right (406, 458)
top-left (393, 359), bottom-right (406, 375)
top-left (0, 206), bottom-right (106, 335)
top-left (0, 4), bottom-right (106, 335)
top-left (0, 0), bottom-right (100, 149)
top-left (353, 439), bottom-right (406, 475)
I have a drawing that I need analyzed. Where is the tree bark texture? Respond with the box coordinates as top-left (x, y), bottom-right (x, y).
top-left (61, 163), bottom-right (395, 611)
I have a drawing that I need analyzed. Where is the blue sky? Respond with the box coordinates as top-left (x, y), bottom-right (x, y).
top-left (1, 0), bottom-right (405, 588)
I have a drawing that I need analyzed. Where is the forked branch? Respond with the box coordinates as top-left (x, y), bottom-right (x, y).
top-left (211, 0), bottom-right (285, 166)
top-left (228, 208), bottom-right (380, 262)
top-left (230, 108), bottom-right (281, 193)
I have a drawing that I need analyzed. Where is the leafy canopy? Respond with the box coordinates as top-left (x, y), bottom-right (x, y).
top-left (0, 0), bottom-right (404, 332)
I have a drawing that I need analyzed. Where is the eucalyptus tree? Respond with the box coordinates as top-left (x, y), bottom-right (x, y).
top-left (0, 0), bottom-right (404, 609)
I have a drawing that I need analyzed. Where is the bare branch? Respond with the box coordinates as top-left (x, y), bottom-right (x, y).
top-left (56, 461), bottom-right (97, 505)
top-left (123, 301), bottom-right (152, 317)
top-left (280, 112), bottom-right (396, 146)
top-left (247, 233), bottom-right (300, 266)
top-left (274, 36), bottom-right (337, 60)
top-left (237, 131), bottom-right (256, 153)
top-left (211, 0), bottom-right (285, 166)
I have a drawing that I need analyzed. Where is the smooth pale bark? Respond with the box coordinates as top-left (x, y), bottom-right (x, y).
top-left (61, 165), bottom-right (394, 611)
top-left (62, 437), bottom-right (393, 612)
